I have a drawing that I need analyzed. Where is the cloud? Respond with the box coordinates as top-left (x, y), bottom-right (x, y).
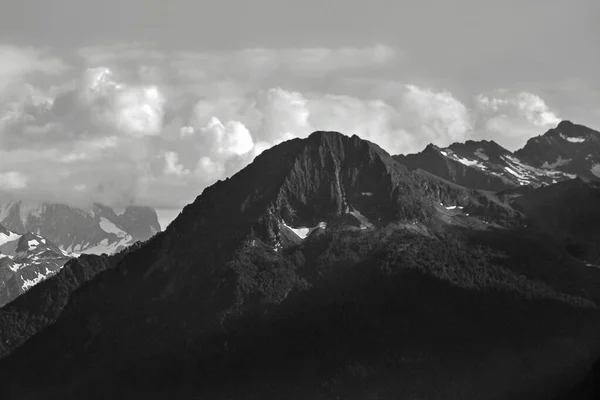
top-left (163, 151), bottom-right (190, 176)
top-left (0, 171), bottom-right (28, 190)
top-left (77, 43), bottom-right (398, 80)
top-left (0, 45), bottom-right (69, 86)
top-left (0, 66), bottom-right (166, 150)
top-left (0, 43), bottom-right (577, 215)
top-left (474, 90), bottom-right (562, 148)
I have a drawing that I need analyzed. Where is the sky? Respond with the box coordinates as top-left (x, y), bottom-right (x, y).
top-left (0, 0), bottom-right (599, 229)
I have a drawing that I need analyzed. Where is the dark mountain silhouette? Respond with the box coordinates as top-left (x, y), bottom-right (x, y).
top-left (1, 130), bottom-right (600, 399)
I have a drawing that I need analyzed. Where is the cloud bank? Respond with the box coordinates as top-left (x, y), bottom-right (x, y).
top-left (0, 43), bottom-right (570, 221)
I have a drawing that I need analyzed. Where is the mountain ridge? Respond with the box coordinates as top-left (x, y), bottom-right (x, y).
top-left (2, 126), bottom-right (600, 399)
top-left (0, 224), bottom-right (74, 307)
top-left (0, 200), bottom-right (161, 255)
top-left (394, 120), bottom-right (599, 193)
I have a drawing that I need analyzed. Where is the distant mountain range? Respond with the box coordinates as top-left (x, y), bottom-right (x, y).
top-left (0, 202), bottom-right (161, 255)
top-left (0, 202), bottom-right (161, 306)
top-left (394, 120), bottom-right (599, 192)
top-left (0, 226), bottom-right (73, 307)
top-left (1, 121), bottom-right (600, 400)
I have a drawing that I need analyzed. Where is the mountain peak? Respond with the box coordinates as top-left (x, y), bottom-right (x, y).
top-left (557, 120), bottom-right (575, 129)
top-left (515, 121), bottom-right (600, 179)
top-left (543, 120), bottom-right (598, 139)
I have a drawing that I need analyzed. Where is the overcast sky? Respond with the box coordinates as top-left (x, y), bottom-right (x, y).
top-left (0, 0), bottom-right (599, 228)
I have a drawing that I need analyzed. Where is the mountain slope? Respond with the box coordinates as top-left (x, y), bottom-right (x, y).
top-left (0, 201), bottom-right (161, 255)
top-left (512, 179), bottom-right (600, 266)
top-left (0, 250), bottom-right (128, 359)
top-left (1, 131), bottom-right (600, 400)
top-left (0, 226), bottom-right (74, 307)
top-left (516, 120), bottom-right (600, 181)
top-left (394, 135), bottom-right (576, 192)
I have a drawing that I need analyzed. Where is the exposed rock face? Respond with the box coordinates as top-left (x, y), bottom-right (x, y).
top-left (394, 120), bottom-right (600, 193)
top-left (395, 141), bottom-right (517, 192)
top-left (516, 120), bottom-right (600, 181)
top-left (0, 227), bottom-right (73, 307)
top-left (0, 201), bottom-right (161, 255)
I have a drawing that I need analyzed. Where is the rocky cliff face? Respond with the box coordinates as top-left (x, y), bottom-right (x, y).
top-left (0, 226), bottom-right (73, 307)
top-left (516, 120), bottom-right (600, 181)
top-left (393, 122), bottom-right (597, 192)
top-left (0, 201), bottom-right (161, 255)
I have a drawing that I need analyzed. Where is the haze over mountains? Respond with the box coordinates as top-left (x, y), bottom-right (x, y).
top-left (1, 121), bottom-right (600, 399)
top-left (0, 201), bottom-right (161, 255)
top-left (0, 202), bottom-right (161, 305)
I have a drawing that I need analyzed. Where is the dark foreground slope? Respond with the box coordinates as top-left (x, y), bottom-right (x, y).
top-left (0, 242), bottom-right (142, 358)
top-left (2, 132), bottom-right (600, 400)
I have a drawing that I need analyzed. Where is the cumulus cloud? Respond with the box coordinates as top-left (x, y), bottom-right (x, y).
top-left (474, 90), bottom-right (562, 148)
top-left (0, 43), bottom-right (573, 218)
top-left (163, 151), bottom-right (190, 176)
top-left (0, 66), bottom-right (166, 150)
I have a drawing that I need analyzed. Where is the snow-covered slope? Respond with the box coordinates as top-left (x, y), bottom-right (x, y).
top-left (0, 226), bottom-right (73, 306)
top-left (0, 201), bottom-right (161, 256)
top-left (395, 126), bottom-right (581, 192)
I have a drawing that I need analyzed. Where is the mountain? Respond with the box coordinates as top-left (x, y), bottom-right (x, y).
top-left (515, 120), bottom-right (600, 181)
top-left (394, 135), bottom-right (577, 192)
top-left (0, 250), bottom-right (129, 359)
top-left (512, 178), bottom-right (600, 266)
top-left (0, 226), bottom-right (74, 307)
top-left (0, 201), bottom-right (161, 255)
top-left (2, 130), bottom-right (600, 400)
top-left (392, 120), bottom-right (600, 192)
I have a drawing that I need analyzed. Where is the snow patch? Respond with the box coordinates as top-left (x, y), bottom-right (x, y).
top-left (27, 239), bottom-right (40, 248)
top-left (560, 133), bottom-right (586, 143)
top-left (455, 156), bottom-right (483, 168)
top-left (281, 221), bottom-right (327, 240)
top-left (361, 192), bottom-right (373, 197)
top-left (99, 217), bottom-right (127, 238)
top-left (349, 208), bottom-right (374, 230)
top-left (287, 226), bottom-right (310, 239)
top-left (9, 262), bottom-right (22, 272)
top-left (22, 271), bottom-right (46, 291)
top-left (82, 234), bottom-right (134, 255)
top-left (505, 166), bottom-right (525, 179)
top-left (445, 205), bottom-right (464, 210)
top-left (0, 230), bottom-right (21, 246)
top-left (591, 164), bottom-right (600, 178)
